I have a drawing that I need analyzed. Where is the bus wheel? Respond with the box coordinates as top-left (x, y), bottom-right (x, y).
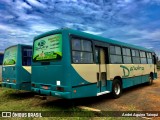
top-left (148, 75), bottom-right (153, 85)
top-left (112, 79), bottom-right (122, 99)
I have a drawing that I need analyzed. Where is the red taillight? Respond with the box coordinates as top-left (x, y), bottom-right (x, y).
top-left (13, 80), bottom-right (16, 83)
top-left (31, 84), bottom-right (35, 87)
top-left (56, 86), bottom-right (64, 91)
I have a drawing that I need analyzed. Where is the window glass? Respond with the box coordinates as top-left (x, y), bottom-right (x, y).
top-left (3, 46), bottom-right (17, 65)
top-left (141, 58), bottom-right (147, 64)
top-left (147, 58), bottom-right (152, 64)
top-left (72, 39), bottom-right (81, 50)
top-left (110, 46), bottom-right (115, 54)
top-left (95, 48), bottom-right (99, 63)
top-left (135, 50), bottom-right (139, 57)
top-left (123, 56), bottom-right (132, 64)
top-left (133, 57), bottom-right (140, 64)
top-left (126, 48), bottom-right (131, 56)
top-left (0, 54), bottom-right (3, 65)
top-left (82, 40), bottom-right (92, 52)
top-left (132, 50), bottom-right (136, 56)
top-left (110, 55), bottom-right (122, 63)
top-left (140, 51), bottom-right (146, 58)
top-left (123, 48), bottom-right (130, 56)
top-left (122, 48), bottom-right (126, 55)
top-left (22, 48), bottom-right (32, 66)
top-left (115, 46), bottom-right (121, 55)
top-left (147, 53), bottom-right (152, 58)
top-left (72, 38), bottom-right (93, 64)
top-left (72, 51), bottom-right (93, 63)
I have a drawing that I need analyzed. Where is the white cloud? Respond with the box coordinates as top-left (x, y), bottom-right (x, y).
top-left (26, 0), bottom-right (46, 8)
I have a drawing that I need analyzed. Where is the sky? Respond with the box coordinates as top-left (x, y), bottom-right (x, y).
top-left (0, 0), bottom-right (160, 56)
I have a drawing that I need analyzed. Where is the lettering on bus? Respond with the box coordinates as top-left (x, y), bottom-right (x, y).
top-left (120, 65), bottom-right (144, 77)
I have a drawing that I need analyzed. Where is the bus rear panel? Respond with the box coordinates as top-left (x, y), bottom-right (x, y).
top-left (2, 44), bottom-right (32, 91)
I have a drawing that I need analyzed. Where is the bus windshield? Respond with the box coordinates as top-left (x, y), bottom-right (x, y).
top-left (33, 34), bottom-right (62, 61)
top-left (3, 46), bottom-right (17, 65)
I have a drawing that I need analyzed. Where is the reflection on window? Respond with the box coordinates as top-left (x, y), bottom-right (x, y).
top-left (72, 38), bottom-right (93, 64)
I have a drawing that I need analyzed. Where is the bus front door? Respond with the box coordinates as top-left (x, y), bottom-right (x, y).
top-left (96, 47), bottom-right (108, 95)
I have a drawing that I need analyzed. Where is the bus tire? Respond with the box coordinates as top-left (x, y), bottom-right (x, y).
top-left (147, 74), bottom-right (153, 85)
top-left (112, 79), bottom-right (122, 99)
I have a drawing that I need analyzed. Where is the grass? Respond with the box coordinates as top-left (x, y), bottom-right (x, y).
top-left (0, 87), bottom-right (142, 120)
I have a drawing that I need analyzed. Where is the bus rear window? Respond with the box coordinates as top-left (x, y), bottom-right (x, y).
top-left (33, 34), bottom-right (62, 62)
top-left (3, 46), bottom-right (17, 65)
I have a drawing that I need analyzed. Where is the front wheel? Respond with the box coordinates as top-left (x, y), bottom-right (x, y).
top-left (112, 79), bottom-right (122, 99)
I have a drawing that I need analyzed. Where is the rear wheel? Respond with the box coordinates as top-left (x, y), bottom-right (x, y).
top-left (112, 79), bottom-right (122, 99)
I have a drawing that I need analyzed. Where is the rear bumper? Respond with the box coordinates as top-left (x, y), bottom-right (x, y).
top-left (31, 87), bottom-right (71, 99)
top-left (2, 82), bottom-right (31, 91)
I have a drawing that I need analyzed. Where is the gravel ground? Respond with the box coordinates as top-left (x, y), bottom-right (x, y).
top-left (47, 71), bottom-right (160, 119)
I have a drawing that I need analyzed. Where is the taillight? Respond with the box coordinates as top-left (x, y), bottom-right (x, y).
top-left (13, 80), bottom-right (16, 83)
top-left (32, 84), bottom-right (35, 87)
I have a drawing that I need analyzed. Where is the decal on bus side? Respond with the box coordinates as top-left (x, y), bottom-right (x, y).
top-left (120, 65), bottom-right (144, 77)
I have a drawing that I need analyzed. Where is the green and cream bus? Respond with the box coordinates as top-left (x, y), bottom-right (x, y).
top-left (31, 28), bottom-right (157, 99)
top-left (2, 44), bottom-right (32, 91)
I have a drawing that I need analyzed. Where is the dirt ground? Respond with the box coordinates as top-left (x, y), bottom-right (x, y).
top-left (47, 71), bottom-right (160, 119)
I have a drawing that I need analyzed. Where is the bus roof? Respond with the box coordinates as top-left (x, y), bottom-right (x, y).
top-left (4, 44), bottom-right (32, 51)
top-left (34, 28), bottom-right (154, 53)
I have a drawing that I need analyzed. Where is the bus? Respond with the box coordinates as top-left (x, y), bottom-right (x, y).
top-left (31, 28), bottom-right (157, 99)
top-left (2, 44), bottom-right (32, 91)
top-left (0, 53), bottom-right (4, 82)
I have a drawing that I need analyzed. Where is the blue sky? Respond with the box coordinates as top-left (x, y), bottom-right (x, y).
top-left (0, 0), bottom-right (160, 56)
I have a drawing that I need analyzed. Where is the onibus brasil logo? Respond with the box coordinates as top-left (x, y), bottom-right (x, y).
top-left (120, 65), bottom-right (144, 77)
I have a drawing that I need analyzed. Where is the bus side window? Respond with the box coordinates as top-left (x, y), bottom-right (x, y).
top-left (22, 48), bottom-right (32, 66)
top-left (71, 38), bottom-right (93, 64)
top-left (0, 54), bottom-right (3, 65)
top-left (110, 45), bottom-right (122, 64)
top-left (140, 51), bottom-right (147, 64)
